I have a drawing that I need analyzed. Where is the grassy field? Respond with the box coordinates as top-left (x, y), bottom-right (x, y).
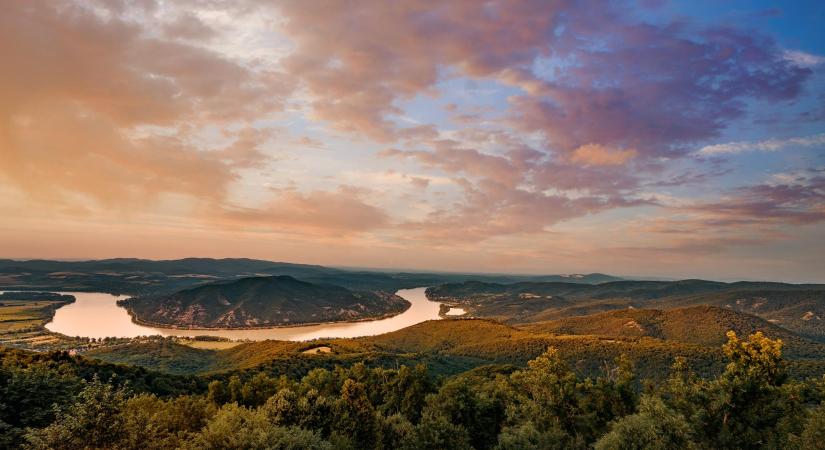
top-left (177, 338), bottom-right (242, 350)
top-left (0, 295), bottom-right (113, 352)
top-left (0, 299), bottom-right (74, 349)
top-left (0, 300), bottom-right (61, 331)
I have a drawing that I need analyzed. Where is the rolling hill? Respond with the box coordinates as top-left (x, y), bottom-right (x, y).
top-left (86, 315), bottom-right (825, 380)
top-left (119, 275), bottom-right (409, 328)
top-left (428, 280), bottom-right (825, 340)
top-left (520, 305), bottom-right (825, 359)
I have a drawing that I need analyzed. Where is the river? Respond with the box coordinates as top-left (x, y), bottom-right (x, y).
top-left (42, 287), bottom-right (440, 341)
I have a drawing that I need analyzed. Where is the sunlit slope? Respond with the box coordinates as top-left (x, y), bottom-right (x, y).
top-left (85, 315), bottom-right (825, 379)
top-left (521, 306), bottom-right (825, 358)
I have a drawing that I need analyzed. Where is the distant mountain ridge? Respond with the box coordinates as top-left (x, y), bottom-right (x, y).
top-left (0, 258), bottom-right (622, 295)
top-left (119, 275), bottom-right (410, 329)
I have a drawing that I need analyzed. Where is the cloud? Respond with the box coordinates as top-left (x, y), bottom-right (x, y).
top-left (689, 172), bottom-right (825, 226)
top-left (0, 0), bottom-right (822, 272)
top-left (218, 187), bottom-right (389, 235)
top-left (1, 103), bottom-right (232, 207)
top-left (570, 144), bottom-right (637, 166)
top-left (698, 134), bottom-right (825, 155)
top-left (408, 177), bottom-right (430, 189)
top-left (397, 178), bottom-right (651, 243)
top-left (275, 0), bottom-right (563, 141)
top-left (509, 20), bottom-right (810, 160)
top-left (380, 143), bottom-right (521, 187)
top-left (162, 14), bottom-right (218, 40)
top-left (271, 1), bottom-right (810, 153)
top-left (0, 1), bottom-right (289, 210)
top-left (783, 50), bottom-right (825, 68)
top-left (211, 127), bottom-right (274, 169)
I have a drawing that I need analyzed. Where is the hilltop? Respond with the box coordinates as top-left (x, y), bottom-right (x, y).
top-left (119, 275), bottom-right (409, 329)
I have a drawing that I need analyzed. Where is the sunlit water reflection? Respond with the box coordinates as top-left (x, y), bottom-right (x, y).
top-left (40, 287), bottom-right (440, 341)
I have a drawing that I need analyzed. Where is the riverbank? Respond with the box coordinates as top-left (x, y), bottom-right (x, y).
top-left (0, 292), bottom-right (128, 352)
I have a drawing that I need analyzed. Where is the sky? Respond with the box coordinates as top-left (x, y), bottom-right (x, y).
top-left (1, 0), bottom-right (824, 282)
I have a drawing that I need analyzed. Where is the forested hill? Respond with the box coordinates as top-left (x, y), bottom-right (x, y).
top-left (427, 280), bottom-right (825, 340)
top-left (428, 279), bottom-right (825, 302)
top-left (119, 276), bottom-right (410, 329)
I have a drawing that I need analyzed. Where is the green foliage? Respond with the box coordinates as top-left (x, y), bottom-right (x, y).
top-left (408, 410), bottom-right (473, 450)
top-left (594, 395), bottom-right (696, 450)
top-left (182, 403), bottom-right (332, 450)
top-left (799, 402), bottom-right (825, 449)
top-left (119, 394), bottom-right (214, 450)
top-left (25, 378), bottom-right (131, 449)
top-left (654, 332), bottom-right (808, 449)
top-left (2, 331), bottom-right (825, 449)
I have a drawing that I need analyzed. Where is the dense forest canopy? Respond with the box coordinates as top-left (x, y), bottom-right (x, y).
top-left (2, 332), bottom-right (825, 449)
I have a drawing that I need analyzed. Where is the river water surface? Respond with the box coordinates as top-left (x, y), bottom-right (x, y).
top-left (43, 287), bottom-right (440, 341)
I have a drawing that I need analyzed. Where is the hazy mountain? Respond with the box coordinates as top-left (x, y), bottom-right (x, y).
top-left (0, 258), bottom-right (623, 294)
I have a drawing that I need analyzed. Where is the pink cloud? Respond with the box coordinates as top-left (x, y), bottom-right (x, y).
top-left (570, 144), bottom-right (637, 166)
top-left (690, 173), bottom-right (825, 225)
top-left (218, 187), bottom-right (389, 235)
top-left (0, 1), bottom-right (288, 210)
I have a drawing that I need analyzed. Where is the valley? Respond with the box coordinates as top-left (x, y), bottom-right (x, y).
top-left (119, 275), bottom-right (411, 329)
top-left (3, 258), bottom-right (825, 448)
top-left (2, 258), bottom-right (824, 380)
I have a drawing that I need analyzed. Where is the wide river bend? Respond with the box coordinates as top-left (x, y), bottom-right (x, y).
top-left (42, 287), bottom-right (439, 341)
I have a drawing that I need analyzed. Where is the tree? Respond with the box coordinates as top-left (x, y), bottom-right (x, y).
top-left (333, 379), bottom-right (379, 448)
top-left (798, 403), bottom-right (825, 450)
top-left (406, 410), bottom-right (472, 450)
top-left (661, 332), bottom-right (805, 450)
top-left (378, 413), bottom-right (414, 449)
top-left (380, 364), bottom-right (433, 422)
top-left (593, 395), bottom-right (696, 450)
top-left (184, 403), bottom-right (331, 450)
top-left (495, 422), bottom-right (571, 450)
top-left (506, 347), bottom-right (585, 442)
top-left (25, 378), bottom-right (130, 449)
top-left (207, 379), bottom-right (228, 405)
top-left (423, 375), bottom-right (507, 449)
top-left (119, 394), bottom-right (213, 450)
